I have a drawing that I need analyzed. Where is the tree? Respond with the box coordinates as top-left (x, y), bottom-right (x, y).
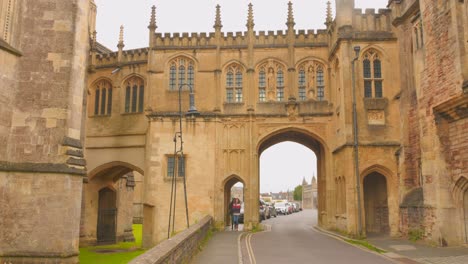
top-left (293, 185), bottom-right (303, 201)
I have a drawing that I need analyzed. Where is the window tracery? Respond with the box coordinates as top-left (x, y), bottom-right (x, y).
top-left (168, 57), bottom-right (195, 90)
top-left (362, 50), bottom-right (383, 98)
top-left (225, 64), bottom-right (243, 103)
top-left (297, 60), bottom-right (326, 101)
top-left (257, 60), bottom-right (286, 102)
top-left (124, 76), bottom-right (144, 113)
top-left (93, 79), bottom-right (112, 116)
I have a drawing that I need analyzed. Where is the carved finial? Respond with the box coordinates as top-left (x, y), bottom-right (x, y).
top-left (286, 1), bottom-right (295, 28)
top-left (302, 177), bottom-right (308, 186)
top-left (214, 4), bottom-right (222, 30)
top-left (325, 1), bottom-right (333, 27)
top-left (148, 5), bottom-right (157, 30)
top-left (118, 25), bottom-right (124, 50)
top-left (246, 3), bottom-right (254, 30)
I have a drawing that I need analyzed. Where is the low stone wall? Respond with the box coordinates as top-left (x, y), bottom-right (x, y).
top-left (129, 216), bottom-right (212, 264)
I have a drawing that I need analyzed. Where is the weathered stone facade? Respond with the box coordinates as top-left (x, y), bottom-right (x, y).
top-left (0, 0), bottom-right (91, 263)
top-left (1, 0), bottom-right (467, 262)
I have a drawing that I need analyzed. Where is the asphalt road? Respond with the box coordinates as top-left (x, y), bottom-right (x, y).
top-left (248, 209), bottom-right (393, 264)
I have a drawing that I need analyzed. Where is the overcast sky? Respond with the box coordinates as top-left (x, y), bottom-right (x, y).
top-left (95, 0), bottom-right (389, 50)
top-left (94, 0), bottom-right (388, 193)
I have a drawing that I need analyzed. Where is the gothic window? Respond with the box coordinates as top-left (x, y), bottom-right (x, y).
top-left (225, 64), bottom-right (243, 103)
top-left (298, 70), bottom-right (306, 101)
top-left (167, 155), bottom-right (185, 178)
top-left (362, 50), bottom-right (383, 98)
top-left (124, 76), bottom-right (144, 113)
top-left (297, 60), bottom-right (326, 101)
top-left (258, 68), bottom-right (266, 102)
top-left (258, 61), bottom-right (286, 102)
top-left (93, 80), bottom-right (112, 116)
top-left (168, 57), bottom-right (195, 90)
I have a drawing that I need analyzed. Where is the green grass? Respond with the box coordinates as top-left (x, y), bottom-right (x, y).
top-left (344, 238), bottom-right (387, 254)
top-left (79, 224), bottom-right (146, 264)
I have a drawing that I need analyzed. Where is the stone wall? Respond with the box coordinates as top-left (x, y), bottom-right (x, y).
top-left (0, 0), bottom-right (91, 262)
top-left (129, 216), bottom-right (212, 264)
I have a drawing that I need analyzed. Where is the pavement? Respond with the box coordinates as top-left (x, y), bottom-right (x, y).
top-left (190, 210), bottom-right (468, 264)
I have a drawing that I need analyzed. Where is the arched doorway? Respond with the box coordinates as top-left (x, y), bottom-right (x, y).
top-left (97, 187), bottom-right (117, 244)
top-left (363, 172), bottom-right (389, 235)
top-left (224, 176), bottom-right (244, 230)
top-left (81, 162), bottom-right (144, 245)
top-left (257, 129), bottom-right (326, 225)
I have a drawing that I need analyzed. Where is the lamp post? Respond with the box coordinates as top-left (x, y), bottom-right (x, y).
top-left (351, 46), bottom-right (362, 236)
top-left (168, 83), bottom-right (199, 239)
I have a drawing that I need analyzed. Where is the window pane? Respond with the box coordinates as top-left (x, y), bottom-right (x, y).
top-left (188, 65), bottom-right (194, 86)
top-left (178, 66), bottom-right (185, 86)
top-left (236, 72), bottom-right (242, 88)
top-left (170, 66), bottom-right (176, 90)
top-left (259, 88), bottom-right (266, 102)
top-left (167, 157), bottom-right (175, 177)
top-left (235, 88), bottom-right (242, 102)
top-left (107, 88), bottom-right (112, 115)
top-left (277, 87), bottom-right (284, 101)
top-left (316, 70), bottom-right (324, 86)
top-left (374, 59), bottom-right (382, 78)
top-left (178, 156), bottom-right (185, 177)
top-left (299, 87), bottom-right (306, 101)
top-left (363, 59), bottom-right (371, 78)
top-left (226, 72), bottom-right (233, 87)
top-left (277, 70), bottom-right (284, 87)
top-left (317, 86), bottom-right (324, 101)
top-left (375, 81), bottom-right (383, 98)
top-left (138, 85), bottom-right (144, 113)
top-left (125, 86), bottom-right (131, 113)
top-left (94, 89), bottom-right (100, 115)
top-left (226, 88), bottom-right (233, 102)
top-left (259, 71), bottom-right (266, 87)
top-left (298, 70), bottom-right (306, 87)
top-left (132, 85), bottom-right (138, 113)
top-left (100, 89), bottom-right (106, 115)
top-left (364, 80), bottom-right (372, 98)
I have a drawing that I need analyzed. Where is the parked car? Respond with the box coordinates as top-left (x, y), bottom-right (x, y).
top-left (275, 202), bottom-right (289, 215)
top-left (285, 202), bottom-right (294, 214)
top-left (295, 202), bottom-right (302, 211)
top-left (239, 202), bottom-right (264, 223)
top-left (259, 199), bottom-right (268, 220)
top-left (268, 203), bottom-right (277, 218)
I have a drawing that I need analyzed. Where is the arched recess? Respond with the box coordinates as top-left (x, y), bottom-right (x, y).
top-left (452, 176), bottom-right (468, 243)
top-left (81, 161), bottom-right (144, 246)
top-left (223, 175), bottom-right (245, 228)
top-left (256, 127), bottom-right (329, 226)
top-left (363, 172), bottom-right (389, 235)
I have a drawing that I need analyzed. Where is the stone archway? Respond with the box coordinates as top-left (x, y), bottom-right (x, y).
top-left (223, 175), bottom-right (245, 229)
top-left (256, 128), bottom-right (328, 226)
top-left (363, 172), bottom-right (389, 235)
top-left (80, 162), bottom-right (144, 246)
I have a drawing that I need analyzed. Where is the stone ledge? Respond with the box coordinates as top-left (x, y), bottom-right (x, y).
top-left (0, 161), bottom-right (86, 176)
top-left (0, 39), bottom-right (22, 56)
top-left (129, 216), bottom-right (212, 264)
top-left (62, 136), bottom-right (83, 149)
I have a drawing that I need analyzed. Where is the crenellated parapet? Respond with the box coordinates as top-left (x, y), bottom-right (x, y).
top-left (92, 47), bottom-right (149, 68)
top-left (352, 8), bottom-right (393, 34)
top-left (150, 29), bottom-right (328, 50)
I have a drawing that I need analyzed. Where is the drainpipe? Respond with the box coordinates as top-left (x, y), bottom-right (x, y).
top-left (351, 45), bottom-right (362, 236)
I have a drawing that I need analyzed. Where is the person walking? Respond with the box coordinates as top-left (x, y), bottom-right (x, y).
top-left (231, 198), bottom-right (241, 231)
top-left (229, 198), bottom-right (234, 230)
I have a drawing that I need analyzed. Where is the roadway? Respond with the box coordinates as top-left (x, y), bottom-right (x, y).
top-left (245, 209), bottom-right (393, 264)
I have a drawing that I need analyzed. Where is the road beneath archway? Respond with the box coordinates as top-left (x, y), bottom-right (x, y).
top-left (245, 209), bottom-right (392, 264)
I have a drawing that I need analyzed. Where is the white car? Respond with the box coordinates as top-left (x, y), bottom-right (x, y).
top-left (275, 202), bottom-right (289, 215)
